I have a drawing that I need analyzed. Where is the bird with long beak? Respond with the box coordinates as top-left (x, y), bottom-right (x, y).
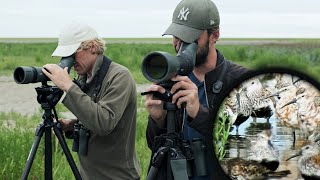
top-left (273, 86), bottom-right (299, 126)
top-left (267, 85), bottom-right (299, 146)
top-left (282, 88), bottom-right (320, 138)
top-left (286, 144), bottom-right (320, 179)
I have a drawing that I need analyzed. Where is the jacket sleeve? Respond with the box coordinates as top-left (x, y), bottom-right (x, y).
top-left (62, 68), bottom-right (136, 136)
top-left (187, 105), bottom-right (213, 136)
top-left (146, 116), bottom-right (167, 149)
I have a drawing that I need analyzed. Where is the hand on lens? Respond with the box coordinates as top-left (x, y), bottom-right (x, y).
top-left (42, 64), bottom-right (73, 92)
top-left (170, 75), bottom-right (199, 119)
top-left (144, 83), bottom-right (167, 127)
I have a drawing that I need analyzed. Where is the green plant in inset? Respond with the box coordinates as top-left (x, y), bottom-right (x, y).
top-left (214, 104), bottom-right (233, 160)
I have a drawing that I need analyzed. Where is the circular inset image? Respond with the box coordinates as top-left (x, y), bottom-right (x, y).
top-left (214, 68), bottom-right (320, 180)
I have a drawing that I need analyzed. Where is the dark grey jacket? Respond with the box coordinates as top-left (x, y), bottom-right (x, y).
top-left (146, 50), bottom-right (251, 180)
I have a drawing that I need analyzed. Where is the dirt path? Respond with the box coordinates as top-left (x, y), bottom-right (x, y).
top-left (0, 76), bottom-right (150, 115)
top-left (0, 76), bottom-right (39, 115)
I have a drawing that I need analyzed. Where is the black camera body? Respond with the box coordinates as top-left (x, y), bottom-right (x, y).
top-left (13, 56), bottom-right (75, 84)
top-left (141, 42), bottom-right (198, 83)
top-left (72, 124), bottom-right (90, 156)
top-left (66, 123), bottom-right (90, 156)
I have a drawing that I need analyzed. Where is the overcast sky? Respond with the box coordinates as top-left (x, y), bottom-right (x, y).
top-left (1, 0), bottom-right (320, 38)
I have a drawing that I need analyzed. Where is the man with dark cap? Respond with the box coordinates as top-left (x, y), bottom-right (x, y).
top-left (144, 0), bottom-right (250, 179)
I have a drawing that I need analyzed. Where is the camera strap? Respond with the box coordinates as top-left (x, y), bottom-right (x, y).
top-left (91, 56), bottom-right (112, 103)
top-left (74, 56), bottom-right (112, 103)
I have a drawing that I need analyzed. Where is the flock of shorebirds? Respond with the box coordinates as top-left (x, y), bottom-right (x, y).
top-left (218, 73), bottom-right (320, 179)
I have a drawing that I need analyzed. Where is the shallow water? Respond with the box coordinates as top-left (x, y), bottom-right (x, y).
top-left (223, 115), bottom-right (308, 180)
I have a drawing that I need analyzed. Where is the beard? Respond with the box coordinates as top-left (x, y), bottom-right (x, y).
top-left (195, 39), bottom-right (210, 67)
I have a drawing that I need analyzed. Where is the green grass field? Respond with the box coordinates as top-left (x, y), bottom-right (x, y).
top-left (1, 39), bottom-right (320, 82)
top-left (0, 38), bottom-right (319, 179)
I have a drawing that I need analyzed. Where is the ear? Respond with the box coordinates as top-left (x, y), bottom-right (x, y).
top-left (210, 29), bottom-right (220, 44)
top-left (90, 45), bottom-right (97, 54)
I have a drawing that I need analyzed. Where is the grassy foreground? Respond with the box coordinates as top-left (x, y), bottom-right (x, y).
top-left (0, 39), bottom-right (319, 179)
top-left (0, 96), bottom-right (150, 179)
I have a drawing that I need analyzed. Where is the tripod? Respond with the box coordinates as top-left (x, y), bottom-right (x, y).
top-left (21, 83), bottom-right (82, 180)
top-left (143, 88), bottom-right (190, 180)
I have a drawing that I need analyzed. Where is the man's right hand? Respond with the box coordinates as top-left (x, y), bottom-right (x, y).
top-left (144, 84), bottom-right (167, 128)
top-left (58, 118), bottom-right (77, 132)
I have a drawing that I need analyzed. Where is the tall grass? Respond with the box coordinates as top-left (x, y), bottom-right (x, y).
top-left (1, 41), bottom-right (319, 83)
top-left (0, 43), bottom-right (175, 84)
top-left (0, 127), bottom-right (79, 179)
top-left (136, 95), bottom-right (151, 178)
top-left (0, 95), bottom-right (150, 179)
top-left (216, 44), bottom-right (320, 79)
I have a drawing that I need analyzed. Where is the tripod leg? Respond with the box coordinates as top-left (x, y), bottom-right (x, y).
top-left (167, 156), bottom-right (173, 180)
top-left (146, 166), bottom-right (159, 180)
top-left (21, 124), bottom-right (45, 180)
top-left (164, 102), bottom-right (178, 180)
top-left (45, 125), bottom-right (53, 180)
top-left (53, 124), bottom-right (82, 180)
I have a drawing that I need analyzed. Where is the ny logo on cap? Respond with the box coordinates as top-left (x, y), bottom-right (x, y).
top-left (177, 7), bottom-right (190, 21)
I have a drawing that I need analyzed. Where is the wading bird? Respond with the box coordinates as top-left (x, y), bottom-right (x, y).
top-left (247, 130), bottom-right (280, 171)
top-left (221, 157), bottom-right (291, 180)
top-left (287, 144), bottom-right (320, 179)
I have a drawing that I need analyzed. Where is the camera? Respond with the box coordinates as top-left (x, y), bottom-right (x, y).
top-left (13, 55), bottom-right (75, 84)
top-left (141, 42), bottom-right (198, 83)
top-left (71, 123), bottom-right (90, 156)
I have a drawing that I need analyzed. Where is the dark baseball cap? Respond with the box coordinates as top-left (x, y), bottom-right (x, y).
top-left (163, 0), bottom-right (220, 43)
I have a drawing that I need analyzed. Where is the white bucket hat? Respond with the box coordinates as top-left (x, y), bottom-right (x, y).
top-left (52, 21), bottom-right (98, 57)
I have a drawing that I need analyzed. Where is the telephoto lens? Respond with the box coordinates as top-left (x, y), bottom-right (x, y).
top-left (13, 56), bottom-right (75, 84)
top-left (141, 42), bottom-right (198, 83)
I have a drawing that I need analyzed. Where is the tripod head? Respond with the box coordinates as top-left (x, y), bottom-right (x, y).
top-left (141, 81), bottom-right (177, 102)
top-left (35, 82), bottom-right (63, 109)
top-left (141, 81), bottom-right (180, 134)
